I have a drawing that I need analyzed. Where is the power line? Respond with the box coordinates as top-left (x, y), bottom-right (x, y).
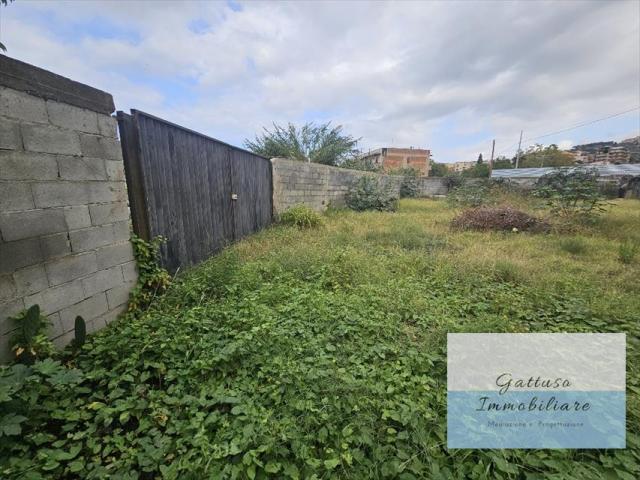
top-left (496, 106), bottom-right (640, 156)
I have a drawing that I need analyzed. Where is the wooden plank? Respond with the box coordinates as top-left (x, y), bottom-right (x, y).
top-left (123, 110), bottom-right (272, 272)
top-left (116, 111), bottom-right (150, 240)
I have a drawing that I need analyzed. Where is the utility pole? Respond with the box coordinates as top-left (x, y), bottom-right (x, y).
top-left (515, 130), bottom-right (523, 168)
top-left (489, 139), bottom-right (495, 176)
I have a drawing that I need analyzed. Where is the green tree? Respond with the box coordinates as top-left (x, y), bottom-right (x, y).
top-left (461, 163), bottom-right (490, 178)
top-left (519, 144), bottom-right (574, 168)
top-left (477, 153), bottom-right (484, 164)
top-left (244, 122), bottom-right (360, 166)
top-left (429, 162), bottom-right (450, 177)
top-left (492, 156), bottom-right (514, 169)
top-left (0, 0), bottom-right (14, 52)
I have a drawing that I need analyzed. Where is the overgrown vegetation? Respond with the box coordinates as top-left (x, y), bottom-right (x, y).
top-left (389, 167), bottom-right (420, 198)
top-left (1, 200), bottom-right (639, 479)
top-left (279, 204), bottom-right (323, 229)
top-left (618, 240), bottom-right (638, 264)
top-left (534, 169), bottom-right (608, 219)
top-left (345, 176), bottom-right (399, 212)
top-left (8, 305), bottom-right (54, 365)
top-left (127, 235), bottom-right (171, 312)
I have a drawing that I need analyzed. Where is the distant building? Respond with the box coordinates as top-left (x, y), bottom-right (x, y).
top-left (571, 141), bottom-right (632, 165)
top-left (359, 147), bottom-right (431, 176)
top-left (448, 161), bottom-right (476, 173)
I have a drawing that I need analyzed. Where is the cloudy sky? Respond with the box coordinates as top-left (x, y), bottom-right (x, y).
top-left (2, 0), bottom-right (639, 163)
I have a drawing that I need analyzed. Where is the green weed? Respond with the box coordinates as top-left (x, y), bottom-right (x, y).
top-left (1, 199), bottom-right (638, 479)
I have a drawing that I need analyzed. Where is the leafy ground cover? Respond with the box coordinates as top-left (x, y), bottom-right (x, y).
top-left (2, 199), bottom-right (640, 479)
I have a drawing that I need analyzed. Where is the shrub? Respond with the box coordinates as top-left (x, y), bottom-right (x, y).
top-left (346, 176), bottom-right (398, 212)
top-left (447, 181), bottom-right (490, 207)
top-left (389, 167), bottom-right (420, 198)
top-left (279, 204), bottom-right (323, 228)
top-left (534, 169), bottom-right (608, 219)
top-left (559, 237), bottom-right (588, 255)
top-left (127, 235), bottom-right (171, 312)
top-left (451, 206), bottom-right (549, 232)
top-left (8, 305), bottom-right (54, 364)
top-left (618, 241), bottom-right (638, 264)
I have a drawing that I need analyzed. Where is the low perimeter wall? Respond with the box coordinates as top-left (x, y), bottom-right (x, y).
top-left (271, 157), bottom-right (448, 214)
top-left (0, 56), bottom-right (137, 362)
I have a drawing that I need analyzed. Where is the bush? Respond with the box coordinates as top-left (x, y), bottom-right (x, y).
top-left (346, 176), bottom-right (398, 212)
top-left (534, 169), bottom-right (608, 219)
top-left (279, 204), bottom-right (323, 228)
top-left (618, 241), bottom-right (638, 264)
top-left (447, 180), bottom-right (490, 208)
top-left (451, 206), bottom-right (549, 232)
top-left (389, 167), bottom-right (420, 198)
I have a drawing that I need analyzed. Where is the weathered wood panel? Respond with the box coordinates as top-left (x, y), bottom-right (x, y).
top-left (117, 110), bottom-right (272, 272)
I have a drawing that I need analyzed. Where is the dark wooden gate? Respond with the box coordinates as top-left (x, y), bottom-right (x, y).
top-left (117, 110), bottom-right (272, 272)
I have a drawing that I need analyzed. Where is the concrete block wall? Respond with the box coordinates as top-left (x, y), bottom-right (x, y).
top-left (0, 56), bottom-right (137, 362)
top-left (271, 158), bottom-right (448, 214)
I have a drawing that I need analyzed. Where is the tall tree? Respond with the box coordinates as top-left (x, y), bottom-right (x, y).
top-left (429, 162), bottom-right (450, 177)
top-left (518, 144), bottom-right (574, 168)
top-left (477, 153), bottom-right (484, 164)
top-left (244, 122), bottom-right (360, 166)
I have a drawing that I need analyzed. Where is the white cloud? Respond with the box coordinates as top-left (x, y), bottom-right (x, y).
top-left (2, 0), bottom-right (639, 162)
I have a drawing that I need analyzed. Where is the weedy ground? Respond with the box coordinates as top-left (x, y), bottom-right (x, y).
top-left (4, 199), bottom-right (640, 479)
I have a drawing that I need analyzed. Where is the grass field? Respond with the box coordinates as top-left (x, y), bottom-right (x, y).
top-left (3, 198), bottom-right (639, 479)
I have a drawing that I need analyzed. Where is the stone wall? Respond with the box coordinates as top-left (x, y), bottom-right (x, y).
top-left (271, 157), bottom-right (448, 214)
top-left (0, 57), bottom-right (137, 362)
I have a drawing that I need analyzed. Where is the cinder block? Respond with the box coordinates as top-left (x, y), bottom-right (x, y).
top-left (96, 302), bottom-right (127, 326)
top-left (85, 316), bottom-right (106, 334)
top-left (105, 160), bottom-right (125, 181)
top-left (22, 124), bottom-right (82, 156)
top-left (0, 117), bottom-right (21, 150)
top-left (79, 133), bottom-right (122, 160)
top-left (106, 282), bottom-right (134, 309)
top-left (25, 279), bottom-right (85, 315)
top-left (13, 264), bottom-right (48, 296)
top-left (97, 114), bottom-right (118, 138)
top-left (46, 100), bottom-right (99, 134)
top-left (82, 265), bottom-right (124, 297)
top-left (32, 182), bottom-right (89, 207)
top-left (0, 182), bottom-right (34, 211)
top-left (40, 232), bottom-right (71, 259)
top-left (0, 87), bottom-right (48, 123)
top-left (64, 206), bottom-right (91, 230)
top-left (0, 275), bottom-right (16, 302)
top-left (0, 208), bottom-right (67, 241)
top-left (96, 242), bottom-right (134, 269)
top-left (52, 330), bottom-right (74, 349)
top-left (0, 238), bottom-right (43, 274)
top-left (59, 292), bottom-right (108, 330)
top-left (47, 312), bottom-right (65, 338)
top-left (45, 252), bottom-right (97, 286)
top-left (69, 225), bottom-right (114, 252)
top-left (58, 156), bottom-right (107, 181)
top-left (121, 261), bottom-right (138, 283)
top-left (89, 202), bottom-right (129, 226)
top-left (111, 221), bottom-right (131, 242)
top-left (0, 151), bottom-right (59, 180)
top-left (87, 182), bottom-right (128, 204)
top-left (1, 298), bottom-right (24, 334)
